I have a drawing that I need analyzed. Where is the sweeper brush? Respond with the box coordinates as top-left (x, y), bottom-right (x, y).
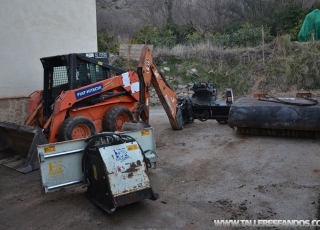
top-left (228, 93), bottom-right (320, 138)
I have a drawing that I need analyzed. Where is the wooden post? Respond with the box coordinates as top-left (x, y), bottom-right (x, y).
top-left (127, 44), bottom-right (130, 61)
top-left (262, 25), bottom-right (265, 66)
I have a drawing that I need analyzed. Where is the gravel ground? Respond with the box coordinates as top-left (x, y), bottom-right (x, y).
top-left (0, 106), bottom-right (319, 229)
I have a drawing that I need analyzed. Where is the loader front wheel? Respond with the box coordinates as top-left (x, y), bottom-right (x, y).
top-left (103, 106), bottom-right (133, 132)
top-left (58, 116), bottom-right (96, 141)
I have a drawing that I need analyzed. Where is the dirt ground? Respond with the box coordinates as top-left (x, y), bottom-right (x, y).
top-left (0, 106), bottom-right (319, 229)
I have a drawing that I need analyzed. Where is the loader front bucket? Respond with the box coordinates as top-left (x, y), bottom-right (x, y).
top-left (0, 122), bottom-right (48, 173)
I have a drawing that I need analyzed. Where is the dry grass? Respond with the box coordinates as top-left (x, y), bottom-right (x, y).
top-left (151, 37), bottom-right (320, 97)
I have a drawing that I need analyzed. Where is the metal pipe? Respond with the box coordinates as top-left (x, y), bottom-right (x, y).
top-left (25, 101), bottom-right (44, 125)
top-left (47, 180), bottom-right (83, 191)
top-left (43, 114), bottom-right (52, 130)
top-left (43, 148), bottom-right (84, 159)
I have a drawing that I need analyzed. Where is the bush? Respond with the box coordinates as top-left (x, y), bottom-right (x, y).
top-left (130, 24), bottom-right (177, 48)
top-left (130, 23), bottom-right (199, 48)
top-left (210, 24), bottom-right (274, 48)
top-left (97, 33), bottom-right (118, 53)
top-left (270, 4), bottom-right (307, 40)
top-left (165, 24), bottom-right (197, 45)
top-left (186, 32), bottom-right (202, 45)
top-left (130, 24), bottom-right (159, 44)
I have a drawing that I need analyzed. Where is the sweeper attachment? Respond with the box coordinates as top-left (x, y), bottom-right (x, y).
top-left (228, 93), bottom-right (320, 137)
top-left (38, 127), bottom-right (158, 213)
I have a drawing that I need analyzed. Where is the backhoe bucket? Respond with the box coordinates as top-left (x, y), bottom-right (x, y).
top-left (0, 122), bottom-right (48, 173)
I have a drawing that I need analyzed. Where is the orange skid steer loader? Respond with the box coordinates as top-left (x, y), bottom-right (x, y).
top-left (0, 51), bottom-right (151, 173)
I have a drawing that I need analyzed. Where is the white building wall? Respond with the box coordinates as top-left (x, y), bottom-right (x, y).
top-left (0, 0), bottom-right (97, 98)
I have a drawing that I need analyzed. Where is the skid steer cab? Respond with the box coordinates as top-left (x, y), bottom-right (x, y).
top-left (38, 128), bottom-right (159, 213)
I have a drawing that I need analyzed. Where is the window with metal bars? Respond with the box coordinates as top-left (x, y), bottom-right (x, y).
top-left (50, 66), bottom-right (69, 106)
top-left (77, 60), bottom-right (107, 87)
top-left (53, 66), bottom-right (68, 87)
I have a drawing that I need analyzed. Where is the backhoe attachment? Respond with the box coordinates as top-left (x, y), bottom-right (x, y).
top-left (138, 46), bottom-right (193, 129)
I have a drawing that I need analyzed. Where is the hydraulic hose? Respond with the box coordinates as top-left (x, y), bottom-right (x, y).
top-left (258, 96), bottom-right (318, 106)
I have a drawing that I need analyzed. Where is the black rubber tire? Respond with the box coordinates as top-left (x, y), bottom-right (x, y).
top-left (58, 116), bottom-right (96, 141)
top-left (102, 106), bottom-right (133, 132)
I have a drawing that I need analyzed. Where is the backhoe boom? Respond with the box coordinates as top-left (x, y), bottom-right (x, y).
top-left (138, 46), bottom-right (186, 129)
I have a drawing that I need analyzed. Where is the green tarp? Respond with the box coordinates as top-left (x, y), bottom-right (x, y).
top-left (298, 9), bottom-right (320, 42)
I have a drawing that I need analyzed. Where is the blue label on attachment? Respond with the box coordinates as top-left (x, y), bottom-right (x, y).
top-left (114, 148), bottom-right (130, 162)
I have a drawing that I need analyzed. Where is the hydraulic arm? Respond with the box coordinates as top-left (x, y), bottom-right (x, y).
top-left (138, 46), bottom-right (191, 129)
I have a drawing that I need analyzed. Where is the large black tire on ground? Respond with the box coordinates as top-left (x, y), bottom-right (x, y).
top-left (58, 116), bottom-right (96, 141)
top-left (102, 106), bottom-right (133, 132)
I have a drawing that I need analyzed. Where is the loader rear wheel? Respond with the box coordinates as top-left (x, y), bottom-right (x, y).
top-left (58, 116), bottom-right (96, 141)
top-left (103, 106), bottom-right (133, 132)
